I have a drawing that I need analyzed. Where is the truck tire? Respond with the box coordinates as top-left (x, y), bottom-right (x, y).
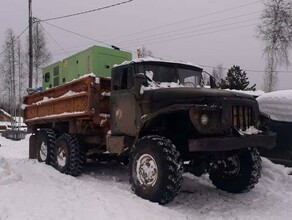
top-left (37, 129), bottom-right (57, 165)
top-left (209, 148), bottom-right (261, 193)
top-left (129, 135), bottom-right (183, 204)
top-left (53, 133), bottom-right (85, 177)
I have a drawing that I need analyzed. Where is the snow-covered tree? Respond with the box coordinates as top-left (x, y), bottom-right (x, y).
top-left (256, 0), bottom-right (292, 92)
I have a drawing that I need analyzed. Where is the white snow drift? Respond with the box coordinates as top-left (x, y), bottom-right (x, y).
top-left (257, 90), bottom-right (292, 122)
top-left (1, 135), bottom-right (292, 219)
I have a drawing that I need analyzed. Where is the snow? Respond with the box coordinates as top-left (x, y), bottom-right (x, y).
top-left (0, 109), bottom-right (11, 118)
top-left (114, 57), bottom-right (202, 70)
top-left (1, 135), bottom-right (292, 219)
top-left (238, 126), bottom-right (263, 135)
top-left (257, 90), bottom-right (292, 122)
top-left (224, 89), bottom-right (265, 97)
top-left (34, 91), bottom-right (86, 105)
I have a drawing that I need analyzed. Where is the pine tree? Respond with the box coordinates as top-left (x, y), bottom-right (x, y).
top-left (219, 65), bottom-right (256, 91)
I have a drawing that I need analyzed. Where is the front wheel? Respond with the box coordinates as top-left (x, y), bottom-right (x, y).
top-left (53, 133), bottom-right (85, 177)
top-left (129, 135), bottom-right (183, 204)
top-left (209, 148), bottom-right (262, 193)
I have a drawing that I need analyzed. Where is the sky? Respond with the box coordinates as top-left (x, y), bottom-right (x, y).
top-left (0, 0), bottom-right (291, 90)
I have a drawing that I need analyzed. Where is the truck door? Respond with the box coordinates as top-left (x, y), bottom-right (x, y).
top-left (110, 66), bottom-right (140, 136)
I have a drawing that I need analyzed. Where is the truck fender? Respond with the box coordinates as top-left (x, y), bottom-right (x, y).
top-left (136, 104), bottom-right (194, 141)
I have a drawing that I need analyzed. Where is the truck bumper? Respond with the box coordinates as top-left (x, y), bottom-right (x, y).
top-left (188, 131), bottom-right (277, 152)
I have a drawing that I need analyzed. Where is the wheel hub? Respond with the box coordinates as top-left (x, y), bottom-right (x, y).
top-left (57, 146), bottom-right (67, 167)
top-left (136, 154), bottom-right (158, 187)
top-left (39, 142), bottom-right (47, 161)
top-left (213, 155), bottom-right (240, 176)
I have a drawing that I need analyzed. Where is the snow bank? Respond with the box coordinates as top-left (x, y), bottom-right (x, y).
top-left (257, 90), bottom-right (292, 122)
top-left (0, 156), bottom-right (21, 185)
top-left (225, 89), bottom-right (265, 97)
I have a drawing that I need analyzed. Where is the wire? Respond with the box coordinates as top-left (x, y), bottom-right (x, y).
top-left (122, 23), bottom-right (258, 47)
top-left (40, 23), bottom-right (70, 56)
top-left (199, 64), bottom-right (292, 73)
top-left (103, 0), bottom-right (262, 42)
top-left (115, 11), bottom-right (260, 45)
top-left (40, 0), bottom-right (134, 22)
top-left (120, 18), bottom-right (260, 47)
top-left (0, 27), bottom-right (29, 57)
top-left (42, 21), bottom-right (135, 55)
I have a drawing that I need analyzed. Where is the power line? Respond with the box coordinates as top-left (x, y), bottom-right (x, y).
top-left (122, 23), bottom-right (258, 47)
top-left (42, 21), bottom-right (111, 46)
top-left (103, 0), bottom-right (262, 42)
top-left (0, 27), bottom-right (29, 57)
top-left (40, 23), bottom-right (70, 56)
top-left (199, 64), bottom-right (292, 73)
top-left (40, 0), bottom-right (134, 22)
top-left (120, 18), bottom-right (260, 47)
top-left (115, 11), bottom-right (260, 45)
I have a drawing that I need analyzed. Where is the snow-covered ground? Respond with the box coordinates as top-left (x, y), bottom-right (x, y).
top-left (1, 135), bottom-right (292, 220)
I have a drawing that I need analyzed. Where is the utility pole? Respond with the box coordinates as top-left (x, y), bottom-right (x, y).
top-left (28, 0), bottom-right (33, 88)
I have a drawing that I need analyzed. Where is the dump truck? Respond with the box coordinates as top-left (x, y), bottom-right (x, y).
top-left (23, 57), bottom-right (276, 204)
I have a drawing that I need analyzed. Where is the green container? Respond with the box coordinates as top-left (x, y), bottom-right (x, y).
top-left (42, 45), bottom-right (132, 89)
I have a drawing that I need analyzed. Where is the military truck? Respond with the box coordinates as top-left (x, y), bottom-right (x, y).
top-left (23, 57), bottom-right (276, 204)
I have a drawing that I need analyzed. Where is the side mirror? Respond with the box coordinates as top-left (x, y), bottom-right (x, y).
top-left (134, 73), bottom-right (146, 96)
top-left (210, 76), bottom-right (216, 89)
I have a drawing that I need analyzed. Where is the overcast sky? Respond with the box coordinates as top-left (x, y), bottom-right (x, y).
top-left (0, 0), bottom-right (291, 90)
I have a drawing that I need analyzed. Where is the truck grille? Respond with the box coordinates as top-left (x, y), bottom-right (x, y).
top-left (232, 106), bottom-right (253, 131)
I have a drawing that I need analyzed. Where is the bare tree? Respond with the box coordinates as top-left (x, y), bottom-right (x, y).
top-left (30, 19), bottom-right (51, 88)
top-left (256, 0), bottom-right (292, 92)
top-left (0, 29), bottom-right (27, 125)
top-left (212, 64), bottom-right (224, 86)
top-left (0, 28), bottom-right (17, 126)
top-left (137, 46), bottom-right (153, 58)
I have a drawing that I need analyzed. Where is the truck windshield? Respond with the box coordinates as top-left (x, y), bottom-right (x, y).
top-left (136, 62), bottom-right (202, 87)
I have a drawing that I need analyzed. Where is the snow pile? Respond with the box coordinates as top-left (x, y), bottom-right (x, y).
top-left (0, 156), bottom-right (21, 185)
top-left (257, 90), bottom-right (292, 122)
top-left (225, 89), bottom-right (265, 97)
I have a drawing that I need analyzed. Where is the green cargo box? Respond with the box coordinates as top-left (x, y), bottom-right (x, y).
top-left (42, 45), bottom-right (132, 89)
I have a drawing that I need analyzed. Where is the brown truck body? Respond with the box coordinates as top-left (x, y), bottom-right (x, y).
top-left (23, 75), bottom-right (111, 144)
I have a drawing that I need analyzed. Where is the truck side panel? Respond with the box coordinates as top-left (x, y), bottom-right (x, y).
top-left (24, 76), bottom-right (111, 138)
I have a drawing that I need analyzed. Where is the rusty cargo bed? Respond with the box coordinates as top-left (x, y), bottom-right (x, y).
top-left (23, 75), bottom-right (111, 135)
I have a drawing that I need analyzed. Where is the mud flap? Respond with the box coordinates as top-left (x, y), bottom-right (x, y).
top-left (29, 134), bottom-right (37, 159)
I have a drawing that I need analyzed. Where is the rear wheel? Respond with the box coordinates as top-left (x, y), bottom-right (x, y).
top-left (129, 135), bottom-right (183, 204)
top-left (37, 129), bottom-right (57, 165)
top-left (209, 148), bottom-right (261, 193)
top-left (53, 133), bottom-right (85, 177)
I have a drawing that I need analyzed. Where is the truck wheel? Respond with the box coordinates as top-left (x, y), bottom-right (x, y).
top-left (209, 148), bottom-right (261, 193)
top-left (37, 129), bottom-right (57, 165)
top-left (54, 133), bottom-right (85, 177)
top-left (129, 135), bottom-right (183, 204)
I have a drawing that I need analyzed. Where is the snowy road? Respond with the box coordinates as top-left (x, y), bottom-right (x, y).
top-left (1, 135), bottom-right (292, 220)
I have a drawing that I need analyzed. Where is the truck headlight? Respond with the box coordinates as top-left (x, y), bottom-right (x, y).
top-left (200, 114), bottom-right (209, 126)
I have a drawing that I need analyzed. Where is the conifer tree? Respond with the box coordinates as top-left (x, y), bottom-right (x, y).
top-left (219, 65), bottom-right (256, 91)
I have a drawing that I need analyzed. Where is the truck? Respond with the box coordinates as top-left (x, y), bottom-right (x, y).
top-left (23, 49), bottom-right (276, 204)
